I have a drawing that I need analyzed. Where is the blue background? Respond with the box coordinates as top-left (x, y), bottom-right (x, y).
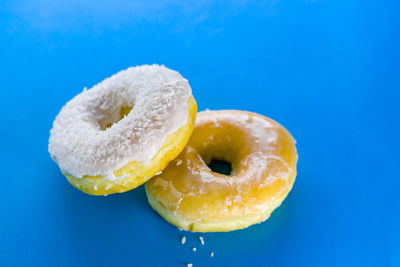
top-left (1, 0), bottom-right (399, 266)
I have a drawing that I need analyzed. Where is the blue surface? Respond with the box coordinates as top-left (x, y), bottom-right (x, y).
top-left (1, 1), bottom-right (399, 266)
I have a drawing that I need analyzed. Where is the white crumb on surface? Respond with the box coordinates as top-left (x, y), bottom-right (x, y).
top-left (181, 236), bottom-right (186, 245)
top-left (155, 171), bottom-right (162, 175)
top-left (48, 65), bottom-right (192, 180)
top-left (211, 252), bottom-right (214, 257)
top-left (199, 236), bottom-right (204, 245)
top-left (186, 264), bottom-right (193, 267)
top-left (192, 247), bottom-right (196, 252)
top-left (176, 159), bottom-right (182, 166)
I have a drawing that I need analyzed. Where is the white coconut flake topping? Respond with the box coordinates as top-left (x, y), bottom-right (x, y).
top-left (48, 65), bottom-right (192, 180)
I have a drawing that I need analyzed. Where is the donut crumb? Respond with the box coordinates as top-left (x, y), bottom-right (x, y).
top-left (187, 264), bottom-right (193, 267)
top-left (199, 236), bottom-right (204, 245)
top-left (181, 236), bottom-right (186, 245)
top-left (192, 247), bottom-right (196, 252)
top-left (176, 160), bottom-right (182, 166)
top-left (211, 252), bottom-right (214, 257)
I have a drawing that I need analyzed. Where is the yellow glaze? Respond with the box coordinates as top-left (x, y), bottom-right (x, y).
top-left (65, 96), bottom-right (197, 195)
top-left (145, 110), bottom-right (297, 232)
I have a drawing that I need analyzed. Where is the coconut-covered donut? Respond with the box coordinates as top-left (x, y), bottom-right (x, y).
top-left (145, 110), bottom-right (297, 232)
top-left (49, 65), bottom-right (197, 195)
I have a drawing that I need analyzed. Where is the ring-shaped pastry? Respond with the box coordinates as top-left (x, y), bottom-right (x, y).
top-left (146, 110), bottom-right (297, 232)
top-left (49, 65), bottom-right (197, 195)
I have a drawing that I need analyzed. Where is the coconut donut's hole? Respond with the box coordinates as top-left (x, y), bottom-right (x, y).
top-left (98, 105), bottom-right (133, 130)
top-left (207, 158), bottom-right (232, 176)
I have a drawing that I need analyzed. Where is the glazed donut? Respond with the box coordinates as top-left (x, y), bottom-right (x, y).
top-left (145, 110), bottom-right (297, 232)
top-left (49, 65), bottom-right (197, 195)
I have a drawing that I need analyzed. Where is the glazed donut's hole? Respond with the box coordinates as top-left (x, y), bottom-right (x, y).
top-left (200, 149), bottom-right (236, 176)
top-left (99, 106), bottom-right (133, 130)
top-left (194, 124), bottom-right (245, 177)
top-left (207, 159), bottom-right (232, 176)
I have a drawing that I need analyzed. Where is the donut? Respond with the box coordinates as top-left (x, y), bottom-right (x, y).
top-left (145, 110), bottom-right (297, 232)
top-left (48, 65), bottom-right (197, 195)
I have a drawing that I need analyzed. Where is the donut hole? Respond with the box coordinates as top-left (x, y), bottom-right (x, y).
top-left (196, 133), bottom-right (245, 177)
top-left (98, 105), bottom-right (133, 130)
top-left (207, 158), bottom-right (232, 176)
top-left (200, 148), bottom-right (237, 176)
